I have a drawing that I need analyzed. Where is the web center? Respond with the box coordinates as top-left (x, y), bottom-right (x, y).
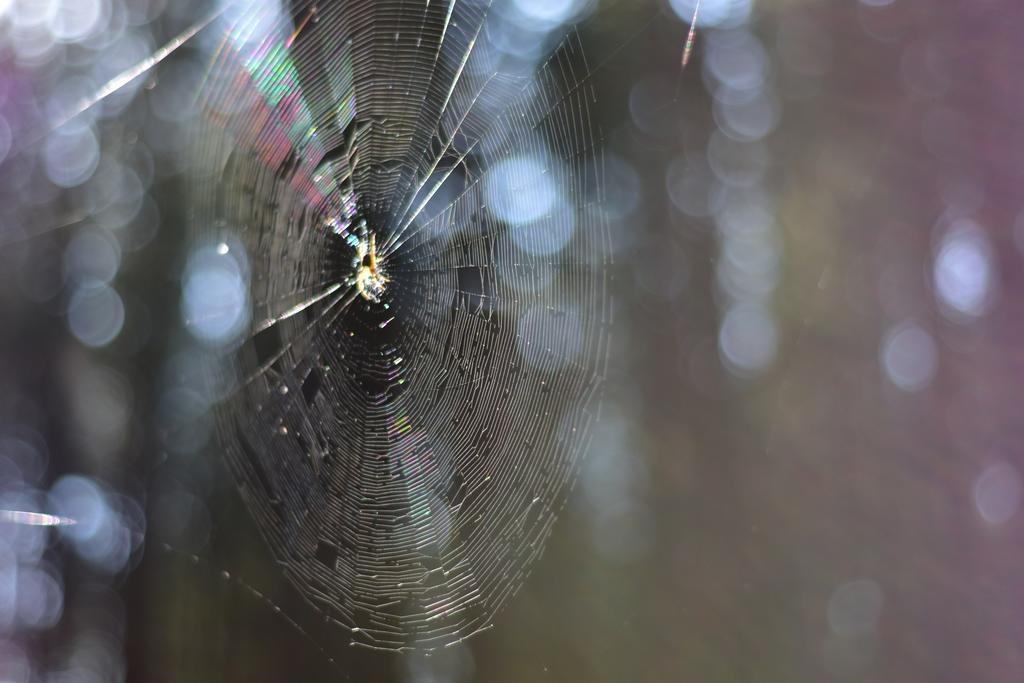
top-left (353, 228), bottom-right (387, 303)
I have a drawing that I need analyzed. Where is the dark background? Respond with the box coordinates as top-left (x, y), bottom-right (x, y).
top-left (1, 0), bottom-right (1023, 681)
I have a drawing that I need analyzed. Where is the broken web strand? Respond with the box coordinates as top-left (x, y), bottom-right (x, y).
top-left (672, 0), bottom-right (701, 101)
top-left (155, 543), bottom-right (349, 674)
top-left (682, 0), bottom-right (702, 68)
top-left (4, 4), bottom-right (230, 170)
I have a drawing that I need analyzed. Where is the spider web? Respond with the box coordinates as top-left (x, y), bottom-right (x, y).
top-left (187, 0), bottom-right (611, 651)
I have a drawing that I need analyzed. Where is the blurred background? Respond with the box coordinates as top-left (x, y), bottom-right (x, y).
top-left (1, 0), bottom-right (1023, 680)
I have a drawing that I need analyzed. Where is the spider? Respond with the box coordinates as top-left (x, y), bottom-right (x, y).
top-left (352, 225), bottom-right (387, 303)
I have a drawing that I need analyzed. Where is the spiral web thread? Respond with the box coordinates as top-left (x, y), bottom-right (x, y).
top-left (188, 0), bottom-right (610, 651)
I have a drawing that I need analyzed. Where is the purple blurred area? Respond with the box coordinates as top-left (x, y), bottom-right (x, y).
top-left (1, 0), bottom-right (1023, 681)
